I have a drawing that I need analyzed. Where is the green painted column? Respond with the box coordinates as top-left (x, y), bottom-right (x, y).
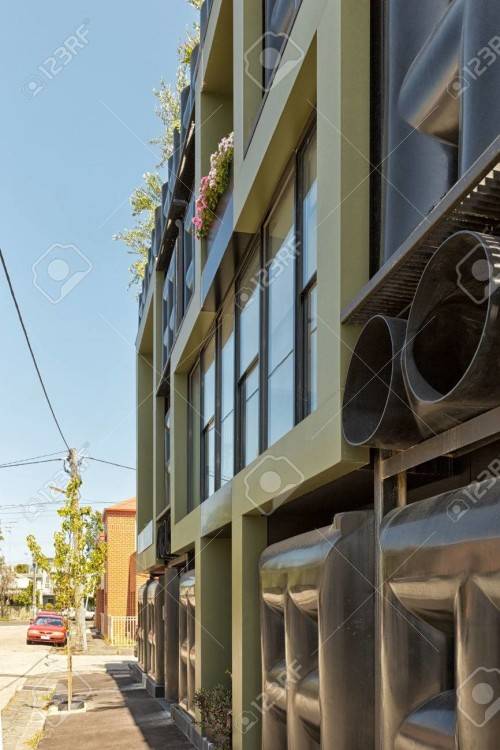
top-left (196, 536), bottom-right (232, 690)
top-left (232, 514), bottom-right (268, 750)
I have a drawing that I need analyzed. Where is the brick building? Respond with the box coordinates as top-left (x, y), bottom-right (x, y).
top-left (95, 498), bottom-right (147, 639)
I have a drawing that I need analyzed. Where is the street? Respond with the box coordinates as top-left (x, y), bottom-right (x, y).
top-left (0, 622), bottom-right (134, 712)
top-left (0, 623), bottom-right (193, 749)
top-left (0, 624), bottom-right (55, 713)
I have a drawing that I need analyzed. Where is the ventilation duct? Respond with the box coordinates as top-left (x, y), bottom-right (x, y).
top-left (342, 315), bottom-right (420, 449)
top-left (403, 231), bottom-right (500, 436)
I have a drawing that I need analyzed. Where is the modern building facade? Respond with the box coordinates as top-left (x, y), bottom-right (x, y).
top-left (135, 1), bottom-right (500, 749)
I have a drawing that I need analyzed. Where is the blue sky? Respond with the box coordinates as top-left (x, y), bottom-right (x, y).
top-left (0, 1), bottom-right (196, 562)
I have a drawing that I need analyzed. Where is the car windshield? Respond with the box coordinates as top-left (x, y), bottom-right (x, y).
top-left (34, 616), bottom-right (63, 627)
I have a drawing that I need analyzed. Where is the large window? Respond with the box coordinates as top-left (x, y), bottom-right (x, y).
top-left (201, 336), bottom-right (216, 501)
top-left (164, 407), bottom-right (171, 508)
top-left (237, 249), bottom-right (261, 468)
top-left (163, 246), bottom-right (177, 364)
top-left (220, 302), bottom-right (235, 485)
top-left (265, 177), bottom-right (295, 445)
top-left (263, 0), bottom-right (301, 89)
top-left (186, 123), bottom-right (317, 504)
top-left (299, 129), bottom-right (318, 415)
top-left (183, 193), bottom-right (195, 313)
top-left (188, 363), bottom-right (201, 510)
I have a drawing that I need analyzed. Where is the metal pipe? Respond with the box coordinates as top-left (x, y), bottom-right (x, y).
top-left (403, 230), bottom-right (500, 436)
top-left (342, 315), bottom-right (420, 449)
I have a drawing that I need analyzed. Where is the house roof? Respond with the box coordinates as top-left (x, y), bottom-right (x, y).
top-left (103, 497), bottom-right (136, 518)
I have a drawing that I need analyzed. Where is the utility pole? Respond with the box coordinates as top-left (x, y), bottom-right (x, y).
top-left (31, 559), bottom-right (37, 620)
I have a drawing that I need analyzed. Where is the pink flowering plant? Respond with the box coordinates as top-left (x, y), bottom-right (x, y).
top-left (193, 132), bottom-right (234, 239)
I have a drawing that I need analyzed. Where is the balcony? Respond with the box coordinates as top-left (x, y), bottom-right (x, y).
top-left (157, 44), bottom-right (198, 273)
top-left (138, 205), bottom-right (163, 324)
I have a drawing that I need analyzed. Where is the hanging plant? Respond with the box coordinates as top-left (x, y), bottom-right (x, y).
top-left (193, 132), bottom-right (234, 239)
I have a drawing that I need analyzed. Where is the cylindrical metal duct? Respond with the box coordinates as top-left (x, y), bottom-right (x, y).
top-left (403, 231), bottom-right (500, 436)
top-left (342, 315), bottom-right (420, 449)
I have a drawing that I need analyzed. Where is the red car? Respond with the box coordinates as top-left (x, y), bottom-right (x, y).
top-left (26, 612), bottom-right (67, 646)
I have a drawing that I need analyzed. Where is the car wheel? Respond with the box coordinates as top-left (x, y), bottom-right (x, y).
top-left (26, 640), bottom-right (31, 645)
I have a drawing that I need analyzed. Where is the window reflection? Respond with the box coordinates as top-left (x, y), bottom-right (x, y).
top-left (243, 364), bottom-right (260, 466)
top-left (238, 248), bottom-right (261, 468)
top-left (183, 193), bottom-right (195, 312)
top-left (302, 130), bottom-right (318, 286)
top-left (202, 336), bottom-right (216, 499)
top-left (188, 363), bottom-right (201, 510)
top-left (300, 130), bottom-right (318, 416)
top-left (266, 178), bottom-right (295, 445)
top-left (220, 304), bottom-right (235, 484)
top-left (164, 408), bottom-right (171, 508)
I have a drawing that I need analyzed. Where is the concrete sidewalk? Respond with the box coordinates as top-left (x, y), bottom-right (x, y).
top-left (38, 663), bottom-right (193, 750)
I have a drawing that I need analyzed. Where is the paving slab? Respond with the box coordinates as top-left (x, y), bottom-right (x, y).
top-left (38, 666), bottom-right (194, 749)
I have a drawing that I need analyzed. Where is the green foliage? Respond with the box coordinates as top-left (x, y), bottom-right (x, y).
top-left (113, 172), bottom-right (162, 287)
top-left (115, 0), bottom-right (201, 287)
top-left (15, 563), bottom-right (29, 574)
top-left (0, 556), bottom-right (14, 617)
top-left (10, 581), bottom-right (33, 608)
top-left (27, 475), bottom-right (106, 616)
top-left (151, 63), bottom-right (187, 168)
top-left (193, 683), bottom-right (232, 750)
top-left (178, 23), bottom-right (200, 65)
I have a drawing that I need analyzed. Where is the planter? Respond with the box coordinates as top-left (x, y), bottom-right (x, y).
top-left (206, 174), bottom-right (233, 258)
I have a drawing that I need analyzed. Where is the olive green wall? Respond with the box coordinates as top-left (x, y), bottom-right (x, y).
top-left (136, 1), bottom-right (371, 747)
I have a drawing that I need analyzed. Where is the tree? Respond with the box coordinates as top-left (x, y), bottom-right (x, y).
top-left (0, 558), bottom-right (14, 618)
top-left (27, 474), bottom-right (106, 651)
top-left (14, 563), bottom-right (29, 574)
top-left (114, 0), bottom-right (201, 287)
top-left (10, 580), bottom-right (33, 608)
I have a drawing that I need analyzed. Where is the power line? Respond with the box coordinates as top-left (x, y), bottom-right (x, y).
top-left (86, 456), bottom-right (136, 471)
top-left (0, 459), bottom-right (64, 469)
top-left (0, 249), bottom-right (70, 451)
top-left (0, 451), bottom-right (66, 467)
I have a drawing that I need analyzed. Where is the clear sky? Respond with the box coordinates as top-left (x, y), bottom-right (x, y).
top-left (0, 1), bottom-right (196, 563)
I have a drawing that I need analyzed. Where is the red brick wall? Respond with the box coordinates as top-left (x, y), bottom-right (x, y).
top-left (103, 511), bottom-right (141, 618)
